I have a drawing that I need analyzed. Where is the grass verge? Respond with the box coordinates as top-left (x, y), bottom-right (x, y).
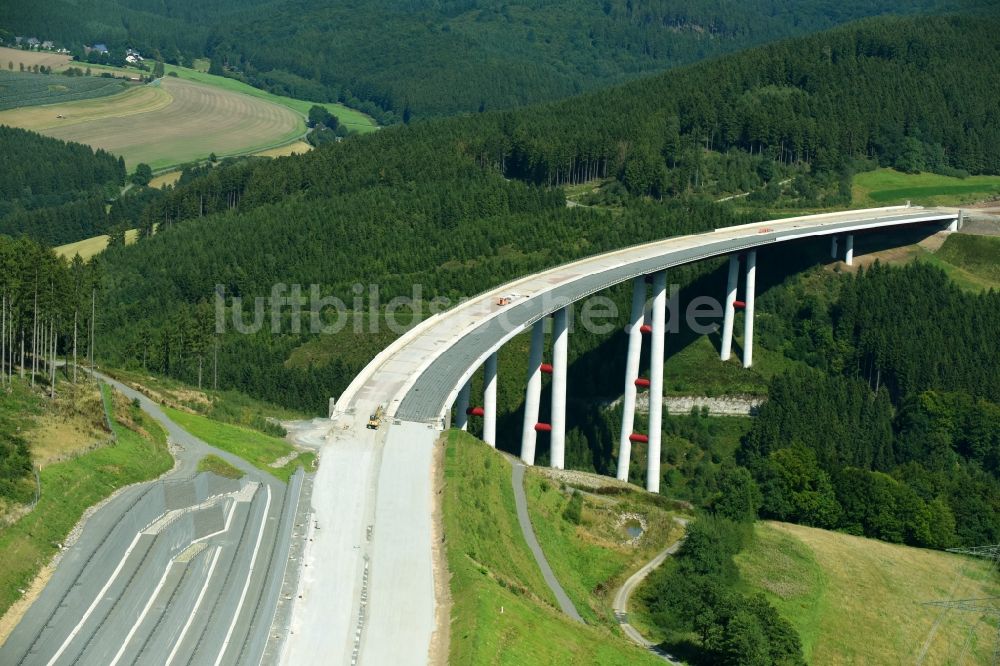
top-left (161, 406), bottom-right (300, 482)
top-left (934, 233), bottom-right (1000, 290)
top-left (443, 430), bottom-right (663, 665)
top-left (736, 521), bottom-right (1000, 664)
top-left (0, 382), bottom-right (172, 621)
top-left (196, 454), bottom-right (244, 479)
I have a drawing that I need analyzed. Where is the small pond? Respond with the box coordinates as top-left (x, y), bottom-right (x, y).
top-left (624, 520), bottom-right (644, 539)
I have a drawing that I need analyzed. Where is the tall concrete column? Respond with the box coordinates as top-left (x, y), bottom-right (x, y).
top-left (617, 278), bottom-right (647, 482)
top-left (720, 255), bottom-right (739, 361)
top-left (483, 352), bottom-right (498, 447)
top-left (845, 234), bottom-right (854, 266)
top-left (830, 236), bottom-right (839, 259)
top-left (647, 271), bottom-right (666, 493)
top-left (550, 307), bottom-right (569, 470)
top-left (520, 320), bottom-right (545, 465)
top-left (743, 250), bottom-right (757, 369)
top-left (455, 379), bottom-right (471, 431)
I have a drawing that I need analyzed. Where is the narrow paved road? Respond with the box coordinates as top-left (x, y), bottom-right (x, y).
top-left (0, 372), bottom-right (300, 666)
top-left (612, 517), bottom-right (689, 664)
top-left (510, 461), bottom-right (583, 623)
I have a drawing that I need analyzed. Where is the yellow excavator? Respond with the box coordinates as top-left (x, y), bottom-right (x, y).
top-left (367, 405), bottom-right (385, 430)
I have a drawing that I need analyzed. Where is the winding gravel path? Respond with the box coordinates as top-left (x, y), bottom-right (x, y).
top-left (612, 516), bottom-right (689, 664)
top-left (510, 461), bottom-right (583, 623)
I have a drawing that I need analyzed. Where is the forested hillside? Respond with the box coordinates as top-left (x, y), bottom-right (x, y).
top-left (86, 15), bottom-right (1000, 414)
top-left (2, 0), bottom-right (993, 120)
top-left (736, 263), bottom-right (1000, 548)
top-left (0, 126), bottom-right (126, 245)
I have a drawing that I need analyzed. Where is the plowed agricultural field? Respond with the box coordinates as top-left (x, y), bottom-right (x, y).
top-left (0, 77), bottom-right (304, 169)
top-left (0, 46), bottom-right (72, 70)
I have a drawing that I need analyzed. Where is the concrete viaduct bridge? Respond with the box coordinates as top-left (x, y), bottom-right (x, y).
top-left (282, 205), bottom-right (961, 665)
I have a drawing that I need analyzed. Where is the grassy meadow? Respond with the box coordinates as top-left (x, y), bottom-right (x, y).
top-left (736, 521), bottom-right (1000, 665)
top-left (39, 77), bottom-right (303, 170)
top-left (443, 431), bottom-right (663, 665)
top-left (161, 63), bottom-right (377, 132)
top-left (853, 169), bottom-right (1000, 207)
top-left (523, 467), bottom-right (685, 626)
top-left (161, 406), bottom-right (307, 482)
top-left (196, 454), bottom-right (245, 479)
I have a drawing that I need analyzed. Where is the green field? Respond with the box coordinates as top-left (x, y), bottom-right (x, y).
top-left (161, 64), bottom-right (377, 132)
top-left (736, 521), bottom-right (1000, 664)
top-left (162, 406), bottom-right (306, 482)
top-left (443, 431), bottom-right (663, 665)
top-left (0, 70), bottom-right (128, 110)
top-left (0, 382), bottom-right (172, 623)
top-left (49, 59), bottom-right (375, 132)
top-left (853, 168), bottom-right (1000, 207)
top-left (523, 467), bottom-right (684, 626)
top-left (934, 233), bottom-right (1000, 289)
top-left (0, 77), bottom-right (305, 171)
top-left (197, 454), bottom-right (245, 479)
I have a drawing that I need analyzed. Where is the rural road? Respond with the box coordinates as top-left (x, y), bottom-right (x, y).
top-left (0, 373), bottom-right (302, 666)
top-left (511, 460), bottom-right (583, 622)
top-left (612, 516), bottom-right (689, 664)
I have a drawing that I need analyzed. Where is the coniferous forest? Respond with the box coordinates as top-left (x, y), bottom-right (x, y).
top-left (1, 14), bottom-right (998, 551)
top-left (0, 126), bottom-right (126, 245)
top-left (2, 0), bottom-right (995, 120)
top-left (63, 15), bottom-right (1000, 557)
top-left (1, 6), bottom-right (1000, 662)
top-left (78, 15), bottom-right (999, 404)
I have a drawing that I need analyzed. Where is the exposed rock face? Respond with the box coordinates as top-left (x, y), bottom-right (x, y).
top-left (608, 393), bottom-right (764, 416)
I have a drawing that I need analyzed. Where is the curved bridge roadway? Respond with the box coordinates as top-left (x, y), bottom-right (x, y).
top-left (282, 205), bottom-right (958, 665)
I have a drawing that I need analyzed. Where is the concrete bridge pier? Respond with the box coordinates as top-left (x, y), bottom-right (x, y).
top-left (483, 352), bottom-right (498, 446)
top-left (720, 255), bottom-right (739, 361)
top-left (455, 379), bottom-right (471, 431)
top-left (845, 234), bottom-right (854, 266)
top-left (616, 278), bottom-right (647, 482)
top-left (550, 307), bottom-right (569, 469)
top-left (743, 250), bottom-right (757, 369)
top-left (646, 271), bottom-right (666, 493)
top-left (520, 321), bottom-right (546, 465)
top-left (831, 235), bottom-right (839, 258)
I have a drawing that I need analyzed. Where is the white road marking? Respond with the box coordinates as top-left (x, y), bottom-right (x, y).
top-left (108, 559), bottom-right (177, 666)
top-left (213, 483), bottom-right (272, 666)
top-left (165, 545), bottom-right (224, 666)
top-left (45, 532), bottom-right (145, 666)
